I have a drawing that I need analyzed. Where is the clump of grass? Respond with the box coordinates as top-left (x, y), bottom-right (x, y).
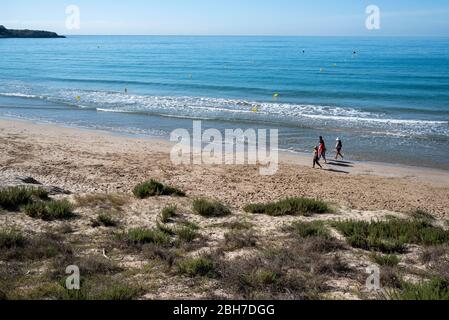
top-left (58, 277), bottom-right (142, 300)
top-left (160, 205), bottom-right (177, 223)
top-left (156, 222), bottom-right (176, 236)
top-left (411, 209), bottom-right (435, 222)
top-left (1, 232), bottom-right (71, 262)
top-left (182, 221), bottom-right (200, 231)
top-left (193, 198), bottom-right (231, 217)
top-left (370, 253), bottom-right (400, 267)
top-left (92, 213), bottom-right (118, 228)
top-left (24, 200), bottom-right (74, 221)
top-left (332, 219), bottom-right (449, 253)
top-left (244, 197), bottom-right (331, 217)
top-left (176, 226), bottom-right (198, 243)
top-left (126, 228), bottom-right (171, 246)
top-left (46, 200), bottom-right (75, 220)
top-left (388, 278), bottom-right (449, 300)
top-left (224, 229), bottom-right (257, 251)
top-left (212, 240), bottom-right (353, 299)
top-left (23, 202), bottom-right (48, 219)
top-left (30, 188), bottom-right (49, 201)
top-left (0, 187), bottom-right (33, 210)
top-left (289, 221), bottom-right (331, 238)
top-left (0, 229), bottom-right (26, 249)
top-left (177, 257), bottom-right (215, 277)
top-left (133, 180), bottom-right (185, 199)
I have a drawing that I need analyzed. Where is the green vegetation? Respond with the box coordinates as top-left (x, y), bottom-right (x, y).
top-left (126, 228), bottom-right (171, 246)
top-left (224, 229), bottom-right (257, 251)
top-left (177, 257), bottom-right (215, 277)
top-left (160, 205), bottom-right (177, 223)
top-left (92, 213), bottom-right (118, 227)
top-left (133, 180), bottom-right (185, 199)
top-left (0, 229), bottom-right (26, 249)
top-left (389, 278), bottom-right (449, 300)
top-left (411, 209), bottom-right (435, 222)
top-left (370, 253), bottom-right (400, 267)
top-left (24, 199), bottom-right (74, 221)
top-left (23, 202), bottom-right (48, 219)
top-left (46, 200), bottom-right (75, 220)
top-left (0, 187), bottom-right (32, 210)
top-left (289, 221), bottom-right (331, 238)
top-left (332, 219), bottom-right (449, 253)
top-left (192, 198), bottom-right (231, 217)
top-left (176, 226), bottom-right (198, 243)
top-left (0, 187), bottom-right (50, 211)
top-left (244, 197), bottom-right (331, 217)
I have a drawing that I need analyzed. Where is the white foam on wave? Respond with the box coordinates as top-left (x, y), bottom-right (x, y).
top-left (0, 92), bottom-right (44, 99)
top-left (2, 88), bottom-right (448, 137)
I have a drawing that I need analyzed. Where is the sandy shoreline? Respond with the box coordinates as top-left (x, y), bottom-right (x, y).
top-left (1, 118), bottom-right (448, 216)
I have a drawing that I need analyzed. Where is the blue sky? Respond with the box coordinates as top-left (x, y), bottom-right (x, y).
top-left (1, 0), bottom-right (449, 36)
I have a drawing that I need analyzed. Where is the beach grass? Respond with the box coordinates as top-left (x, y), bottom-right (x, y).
top-left (92, 213), bottom-right (118, 227)
top-left (175, 225), bottom-right (198, 243)
top-left (126, 228), bottom-right (171, 246)
top-left (133, 180), bottom-right (185, 199)
top-left (160, 205), bottom-right (177, 223)
top-left (289, 221), bottom-right (331, 238)
top-left (370, 253), bottom-right (400, 267)
top-left (223, 229), bottom-right (257, 251)
top-left (193, 198), bottom-right (231, 217)
top-left (0, 187), bottom-right (33, 210)
top-left (388, 278), bottom-right (449, 300)
top-left (177, 257), bottom-right (215, 277)
top-left (332, 219), bottom-right (449, 253)
top-left (0, 229), bottom-right (26, 249)
top-left (411, 209), bottom-right (436, 222)
top-left (24, 200), bottom-right (75, 221)
top-left (244, 197), bottom-right (331, 217)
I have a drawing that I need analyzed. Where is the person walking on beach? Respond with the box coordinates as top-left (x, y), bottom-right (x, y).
top-left (335, 138), bottom-right (344, 160)
top-left (313, 146), bottom-right (322, 169)
top-left (318, 136), bottom-right (327, 164)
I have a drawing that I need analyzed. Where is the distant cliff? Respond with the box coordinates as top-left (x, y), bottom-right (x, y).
top-left (0, 25), bottom-right (65, 38)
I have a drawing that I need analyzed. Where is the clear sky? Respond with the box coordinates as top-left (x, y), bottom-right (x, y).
top-left (1, 0), bottom-right (449, 36)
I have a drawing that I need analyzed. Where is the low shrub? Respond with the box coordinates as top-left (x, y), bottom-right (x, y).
top-left (0, 187), bottom-right (33, 210)
top-left (177, 257), bottom-right (215, 277)
top-left (133, 180), bottom-right (185, 199)
top-left (389, 278), bottom-right (449, 300)
top-left (289, 221), bottom-right (331, 238)
top-left (160, 205), bottom-right (177, 223)
top-left (126, 228), bottom-right (171, 246)
top-left (244, 197), bottom-right (331, 217)
top-left (371, 253), bottom-right (400, 267)
top-left (332, 219), bottom-right (449, 253)
top-left (193, 199), bottom-right (231, 217)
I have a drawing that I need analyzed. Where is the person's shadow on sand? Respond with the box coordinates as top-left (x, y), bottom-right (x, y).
top-left (327, 161), bottom-right (353, 168)
top-left (325, 168), bottom-right (350, 174)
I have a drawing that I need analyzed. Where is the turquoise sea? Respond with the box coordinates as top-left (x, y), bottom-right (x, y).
top-left (0, 36), bottom-right (448, 169)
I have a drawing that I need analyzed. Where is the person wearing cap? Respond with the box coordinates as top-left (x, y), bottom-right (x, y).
top-left (335, 138), bottom-right (344, 160)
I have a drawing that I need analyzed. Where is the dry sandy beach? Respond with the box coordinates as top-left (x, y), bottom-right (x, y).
top-left (1, 119), bottom-right (448, 216)
top-left (1, 118), bottom-right (449, 300)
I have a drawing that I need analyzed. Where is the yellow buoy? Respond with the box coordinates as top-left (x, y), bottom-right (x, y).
top-left (251, 106), bottom-right (259, 113)
top-left (75, 96), bottom-right (81, 101)
top-left (273, 93), bottom-right (279, 99)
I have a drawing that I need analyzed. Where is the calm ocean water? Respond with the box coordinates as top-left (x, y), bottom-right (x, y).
top-left (0, 36), bottom-right (448, 169)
